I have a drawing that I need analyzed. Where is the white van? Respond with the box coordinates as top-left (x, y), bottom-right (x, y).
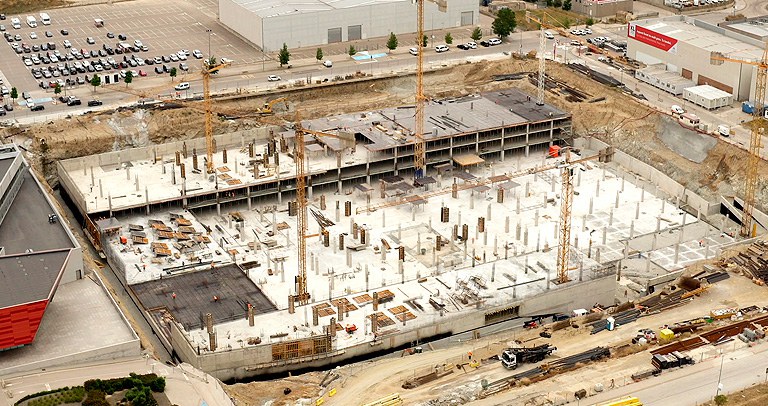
top-left (717, 124), bottom-right (730, 137)
top-left (39, 13), bottom-right (51, 25)
top-left (174, 82), bottom-right (190, 91)
top-left (544, 31), bottom-right (555, 40)
top-left (434, 44), bottom-right (449, 53)
top-left (26, 16), bottom-right (37, 28)
top-left (10, 18), bottom-right (21, 29)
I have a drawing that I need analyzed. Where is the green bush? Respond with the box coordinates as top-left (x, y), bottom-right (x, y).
top-left (148, 377), bottom-right (166, 393)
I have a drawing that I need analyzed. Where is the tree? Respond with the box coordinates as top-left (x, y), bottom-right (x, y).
top-left (169, 67), bottom-right (177, 82)
top-left (714, 395), bottom-right (728, 406)
top-left (563, 17), bottom-right (572, 29)
top-left (491, 8), bottom-right (516, 40)
top-left (315, 48), bottom-right (323, 61)
top-left (422, 34), bottom-right (428, 47)
top-left (278, 43), bottom-right (290, 67)
top-left (90, 75), bottom-right (101, 92)
top-left (207, 56), bottom-right (217, 67)
top-left (586, 17), bottom-right (595, 26)
top-left (562, 0), bottom-right (572, 10)
top-left (10, 87), bottom-right (17, 102)
top-left (54, 84), bottom-right (61, 96)
top-left (386, 32), bottom-right (398, 50)
top-left (124, 70), bottom-right (133, 87)
top-left (348, 45), bottom-right (357, 56)
top-left (553, 0), bottom-right (562, 7)
top-left (470, 27), bottom-right (482, 41)
top-left (444, 32), bottom-right (453, 45)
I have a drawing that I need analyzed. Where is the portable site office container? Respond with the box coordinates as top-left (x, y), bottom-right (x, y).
top-left (683, 85), bottom-right (734, 110)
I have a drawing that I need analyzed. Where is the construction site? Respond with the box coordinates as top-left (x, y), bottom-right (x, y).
top-left (5, 1), bottom-right (768, 405)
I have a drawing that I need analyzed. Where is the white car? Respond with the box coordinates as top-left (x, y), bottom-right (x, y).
top-left (487, 38), bottom-right (502, 46)
top-left (220, 57), bottom-right (234, 64)
top-left (192, 49), bottom-right (203, 59)
top-left (23, 58), bottom-right (33, 66)
top-left (63, 39), bottom-right (71, 48)
top-left (671, 105), bottom-right (685, 115)
top-left (134, 39), bottom-right (143, 48)
top-left (322, 60), bottom-right (332, 68)
top-left (409, 47), bottom-right (418, 56)
top-left (434, 44), bottom-right (449, 53)
top-left (267, 75), bottom-right (281, 82)
top-left (86, 37), bottom-right (95, 44)
top-left (584, 28), bottom-right (593, 35)
top-left (29, 32), bottom-right (37, 39)
top-left (174, 82), bottom-right (190, 91)
top-left (466, 41), bottom-right (477, 49)
top-left (176, 51), bottom-right (187, 61)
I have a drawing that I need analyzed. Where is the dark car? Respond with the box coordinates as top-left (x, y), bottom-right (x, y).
top-left (118, 34), bottom-right (127, 41)
top-left (0, 109), bottom-right (6, 116)
top-left (30, 105), bottom-right (45, 112)
top-left (87, 100), bottom-right (102, 106)
top-left (60, 29), bottom-right (69, 35)
top-left (0, 14), bottom-right (5, 20)
top-left (479, 40), bottom-right (490, 47)
top-left (4, 104), bottom-right (12, 111)
top-left (457, 44), bottom-right (468, 50)
top-left (67, 98), bottom-right (81, 106)
top-left (107, 32), bottom-right (115, 39)
top-left (154, 66), bottom-right (163, 74)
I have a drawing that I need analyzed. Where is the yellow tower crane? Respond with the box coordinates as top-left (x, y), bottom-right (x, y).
top-left (288, 115), bottom-right (356, 311)
top-left (555, 147), bottom-right (613, 284)
top-left (202, 59), bottom-right (230, 174)
top-left (414, 0), bottom-right (426, 178)
top-left (710, 42), bottom-right (768, 237)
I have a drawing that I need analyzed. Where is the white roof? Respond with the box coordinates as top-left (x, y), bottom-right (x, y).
top-left (683, 85), bottom-right (732, 100)
top-left (230, 0), bottom-right (409, 18)
top-left (637, 18), bottom-right (764, 61)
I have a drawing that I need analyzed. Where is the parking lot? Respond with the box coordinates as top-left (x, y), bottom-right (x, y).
top-left (0, 0), bottom-right (261, 114)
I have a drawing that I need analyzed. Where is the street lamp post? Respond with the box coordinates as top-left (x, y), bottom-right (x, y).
top-left (206, 29), bottom-right (212, 60)
top-left (715, 351), bottom-right (725, 398)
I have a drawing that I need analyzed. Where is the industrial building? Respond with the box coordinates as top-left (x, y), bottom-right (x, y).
top-left (218, 0), bottom-right (478, 51)
top-left (627, 16), bottom-right (765, 102)
top-left (720, 15), bottom-right (768, 42)
top-left (0, 144), bottom-right (140, 377)
top-left (55, 88), bottom-right (743, 380)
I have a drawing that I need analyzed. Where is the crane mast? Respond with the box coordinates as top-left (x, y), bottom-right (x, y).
top-left (742, 46), bottom-right (767, 237)
top-left (556, 155), bottom-right (573, 283)
top-left (414, 0), bottom-right (426, 178)
top-left (537, 27), bottom-right (546, 106)
top-left (291, 120), bottom-right (311, 308)
top-left (203, 68), bottom-right (215, 174)
top-left (710, 43), bottom-right (768, 237)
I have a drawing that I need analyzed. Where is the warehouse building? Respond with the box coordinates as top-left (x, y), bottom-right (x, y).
top-left (627, 16), bottom-right (765, 102)
top-left (218, 0), bottom-right (478, 51)
top-left (720, 16), bottom-right (768, 42)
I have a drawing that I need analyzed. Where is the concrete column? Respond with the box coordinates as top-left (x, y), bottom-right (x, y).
top-left (535, 209), bottom-right (539, 226)
top-left (589, 198), bottom-right (593, 215)
top-left (516, 222), bottom-right (521, 240)
top-left (602, 227), bottom-right (607, 245)
top-left (596, 180), bottom-right (600, 198)
top-left (609, 209), bottom-right (614, 226)
top-left (523, 228), bottom-right (529, 246)
top-left (615, 191), bottom-right (620, 208)
top-left (635, 202), bottom-right (640, 220)
top-left (505, 216), bottom-right (510, 233)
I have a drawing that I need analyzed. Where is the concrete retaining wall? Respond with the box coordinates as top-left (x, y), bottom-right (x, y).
top-left (578, 137), bottom-right (719, 217)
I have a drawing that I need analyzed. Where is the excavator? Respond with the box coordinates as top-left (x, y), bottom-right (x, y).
top-left (257, 97), bottom-right (287, 116)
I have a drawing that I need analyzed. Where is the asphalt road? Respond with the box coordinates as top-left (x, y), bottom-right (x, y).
top-left (581, 344), bottom-right (768, 406)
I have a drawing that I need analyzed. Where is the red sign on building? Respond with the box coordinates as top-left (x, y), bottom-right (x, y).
top-left (628, 22), bottom-right (679, 54)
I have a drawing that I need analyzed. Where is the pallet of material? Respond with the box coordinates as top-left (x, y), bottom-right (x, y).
top-left (131, 235), bottom-right (148, 244)
top-left (710, 308), bottom-right (738, 320)
top-left (376, 289), bottom-right (395, 303)
top-left (175, 218), bottom-right (192, 226)
top-left (353, 293), bottom-right (373, 304)
top-left (330, 298), bottom-right (358, 312)
top-left (150, 223), bottom-right (172, 232)
top-left (178, 226), bottom-right (197, 234)
top-left (175, 232), bottom-right (191, 240)
top-left (128, 224), bottom-right (145, 231)
top-left (312, 303), bottom-right (337, 317)
top-left (192, 235), bottom-right (210, 243)
top-left (372, 312), bottom-right (396, 328)
top-left (394, 311), bottom-right (417, 322)
top-left (157, 231), bottom-right (175, 239)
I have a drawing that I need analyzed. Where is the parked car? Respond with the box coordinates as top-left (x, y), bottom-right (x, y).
top-left (174, 82), bottom-right (190, 91)
top-left (434, 44), bottom-right (449, 53)
top-left (192, 49), bottom-right (203, 59)
top-left (671, 105), bottom-right (685, 115)
top-left (60, 29), bottom-right (68, 35)
top-left (322, 60), bottom-right (332, 68)
top-left (267, 75), bottom-right (281, 82)
top-left (87, 99), bottom-right (102, 106)
top-left (487, 38), bottom-right (502, 46)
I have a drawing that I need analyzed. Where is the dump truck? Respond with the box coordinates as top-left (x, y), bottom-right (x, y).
top-left (500, 344), bottom-right (556, 370)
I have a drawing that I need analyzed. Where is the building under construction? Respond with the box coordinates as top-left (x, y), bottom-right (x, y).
top-left (57, 88), bottom-right (736, 380)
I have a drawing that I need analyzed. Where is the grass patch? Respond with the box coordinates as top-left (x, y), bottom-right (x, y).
top-left (0, 1), bottom-right (72, 15)
top-left (514, 8), bottom-right (589, 32)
